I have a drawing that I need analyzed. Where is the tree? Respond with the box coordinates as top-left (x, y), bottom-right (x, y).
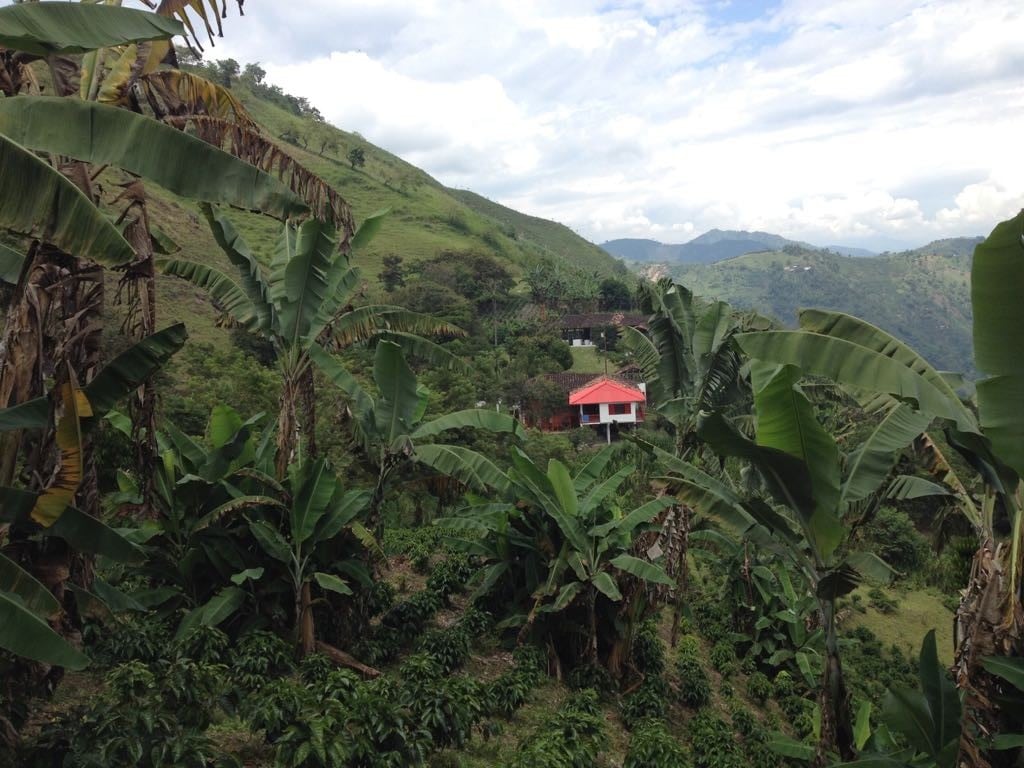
top-left (378, 254), bottom-right (406, 292)
top-left (309, 340), bottom-right (521, 535)
top-left (733, 213), bottom-right (1024, 764)
top-left (620, 279), bottom-right (754, 457)
top-left (0, 1), bottom-right (318, 687)
top-left (656, 367), bottom-right (943, 763)
top-left (348, 147), bottom-right (366, 170)
top-left (160, 206), bottom-right (460, 478)
top-left (241, 61), bottom-right (266, 86)
top-left (0, 326), bottom-right (188, 668)
top-left (599, 277), bottom-right (633, 311)
top-left (445, 446), bottom-right (677, 678)
top-left (215, 57), bottom-right (240, 87)
top-left (230, 458), bottom-right (372, 656)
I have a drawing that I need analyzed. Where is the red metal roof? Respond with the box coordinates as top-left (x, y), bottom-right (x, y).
top-left (568, 376), bottom-right (646, 406)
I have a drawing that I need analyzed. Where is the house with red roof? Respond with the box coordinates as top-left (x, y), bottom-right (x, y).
top-left (521, 373), bottom-right (646, 440)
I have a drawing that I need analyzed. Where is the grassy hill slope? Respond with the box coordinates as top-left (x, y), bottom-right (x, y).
top-left (449, 189), bottom-right (626, 276)
top-left (665, 239), bottom-right (979, 374)
top-left (211, 85), bottom-right (625, 282)
top-left (128, 79), bottom-right (628, 393)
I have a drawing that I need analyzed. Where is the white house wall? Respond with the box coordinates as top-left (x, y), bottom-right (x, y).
top-left (598, 402), bottom-right (638, 424)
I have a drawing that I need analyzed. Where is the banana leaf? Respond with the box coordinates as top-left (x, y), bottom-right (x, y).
top-left (0, 2), bottom-right (182, 56)
top-left (0, 97), bottom-right (307, 221)
top-left (0, 591), bottom-right (89, 670)
top-left (0, 134), bottom-right (135, 266)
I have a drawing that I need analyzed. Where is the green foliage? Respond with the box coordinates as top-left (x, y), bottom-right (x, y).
top-left (747, 671), bottom-right (772, 704)
top-left (675, 635), bottom-right (711, 708)
top-left (505, 690), bottom-right (607, 768)
top-left (854, 506), bottom-right (930, 572)
top-left (624, 720), bottom-right (689, 767)
top-left (427, 554), bottom-right (475, 600)
top-left (566, 663), bottom-right (615, 696)
top-left (88, 613), bottom-right (172, 665)
top-left (688, 711), bottom-right (743, 768)
top-left (242, 678), bottom-right (312, 743)
top-left (867, 587), bottom-right (898, 614)
top-left (231, 631), bottom-right (296, 692)
top-left (710, 639), bottom-right (737, 676)
top-left (631, 620), bottom-right (667, 676)
top-left (621, 676), bottom-right (670, 728)
top-left (418, 628), bottom-right (471, 674)
top-left (173, 624), bottom-right (230, 666)
top-left (772, 670), bottom-right (795, 699)
top-left (24, 660), bottom-right (235, 768)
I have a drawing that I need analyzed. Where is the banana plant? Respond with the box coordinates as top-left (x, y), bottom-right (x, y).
top-left (655, 360), bottom-right (945, 762)
top-left (444, 445), bottom-right (675, 677)
top-left (0, 324), bottom-right (186, 669)
top-left (108, 404), bottom-right (274, 639)
top-left (310, 340), bottom-right (521, 535)
top-left (207, 457), bottom-right (373, 657)
top-left (159, 206), bottom-right (464, 478)
top-left (621, 279), bottom-right (763, 457)
top-left (733, 211), bottom-right (1024, 763)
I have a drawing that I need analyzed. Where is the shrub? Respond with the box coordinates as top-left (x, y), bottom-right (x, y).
top-left (567, 663), bottom-right (615, 696)
top-left (867, 587), bottom-right (898, 614)
top-left (772, 670), bottom-right (795, 699)
top-left (674, 636), bottom-right (710, 708)
top-left (419, 627), bottom-right (471, 673)
top-left (621, 676), bottom-right (669, 728)
top-left (89, 613), bottom-right (171, 665)
top-left (624, 720), bottom-right (689, 768)
top-left (688, 711), bottom-right (742, 768)
top-left (24, 661), bottom-right (236, 768)
top-left (298, 653), bottom-right (335, 685)
top-left (383, 590), bottom-right (442, 636)
top-left (405, 674), bottom-right (486, 749)
top-left (241, 678), bottom-right (312, 743)
top-left (506, 690), bottom-right (607, 768)
top-left (855, 506), bottom-right (929, 572)
top-left (710, 640), bottom-right (736, 676)
top-left (458, 606), bottom-right (494, 638)
top-left (231, 630), bottom-right (295, 692)
top-left (343, 680), bottom-right (432, 766)
top-left (173, 624), bottom-right (230, 666)
top-left (631, 620), bottom-right (666, 676)
top-left (427, 554), bottom-right (475, 599)
top-left (512, 644), bottom-right (548, 682)
top-left (747, 671), bottom-right (772, 704)
top-left (272, 699), bottom-right (351, 767)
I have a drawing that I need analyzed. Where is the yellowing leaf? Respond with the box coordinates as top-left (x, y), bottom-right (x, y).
top-left (31, 382), bottom-right (88, 527)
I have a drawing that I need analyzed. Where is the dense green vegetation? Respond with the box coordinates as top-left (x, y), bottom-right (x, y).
top-left (0, 4), bottom-right (1022, 768)
top-left (665, 239), bottom-right (979, 374)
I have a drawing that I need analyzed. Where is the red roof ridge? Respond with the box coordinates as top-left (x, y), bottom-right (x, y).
top-left (568, 375), bottom-right (646, 405)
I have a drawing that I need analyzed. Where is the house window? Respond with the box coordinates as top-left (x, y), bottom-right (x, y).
top-left (608, 403), bottom-right (631, 415)
top-left (581, 404), bottom-right (600, 415)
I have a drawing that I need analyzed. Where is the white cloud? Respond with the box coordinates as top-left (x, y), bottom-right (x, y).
top-left (204, 0), bottom-right (1024, 249)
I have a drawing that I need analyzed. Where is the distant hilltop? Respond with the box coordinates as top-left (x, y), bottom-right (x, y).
top-left (601, 228), bottom-right (884, 265)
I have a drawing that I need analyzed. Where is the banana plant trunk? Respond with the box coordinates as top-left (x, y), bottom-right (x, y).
top-left (118, 187), bottom-right (159, 514)
top-left (276, 360), bottom-right (318, 480)
top-left (296, 580), bottom-right (316, 658)
top-left (953, 535), bottom-right (1008, 768)
top-left (816, 600), bottom-right (854, 766)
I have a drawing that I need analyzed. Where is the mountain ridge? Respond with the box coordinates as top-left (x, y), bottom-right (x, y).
top-left (661, 237), bottom-right (981, 374)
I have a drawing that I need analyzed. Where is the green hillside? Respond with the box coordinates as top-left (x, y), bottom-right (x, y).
top-left (131, 77), bottom-right (629, 395)
top-left (192, 82), bottom-right (625, 284)
top-left (449, 189), bottom-right (627, 276)
top-left (666, 239), bottom-right (979, 374)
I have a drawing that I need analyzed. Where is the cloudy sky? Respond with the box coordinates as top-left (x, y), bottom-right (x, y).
top-left (204, 0), bottom-right (1023, 250)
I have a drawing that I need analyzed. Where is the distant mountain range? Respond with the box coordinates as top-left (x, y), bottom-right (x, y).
top-left (601, 229), bottom-right (878, 264)
top-left (659, 236), bottom-right (983, 374)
